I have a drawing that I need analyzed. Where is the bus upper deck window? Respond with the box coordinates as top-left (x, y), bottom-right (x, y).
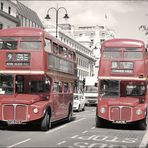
top-left (0, 37), bottom-right (18, 50)
top-left (20, 37), bottom-right (41, 50)
top-left (44, 39), bottom-right (52, 52)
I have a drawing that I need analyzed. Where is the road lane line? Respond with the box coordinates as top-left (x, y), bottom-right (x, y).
top-left (57, 141), bottom-right (66, 145)
top-left (139, 129), bottom-right (148, 148)
top-left (7, 138), bottom-right (31, 148)
top-left (71, 135), bottom-right (79, 139)
top-left (82, 130), bottom-right (88, 134)
top-left (46, 117), bottom-right (86, 134)
top-left (73, 118), bottom-right (86, 123)
top-left (91, 127), bottom-right (95, 130)
top-left (46, 124), bottom-right (67, 134)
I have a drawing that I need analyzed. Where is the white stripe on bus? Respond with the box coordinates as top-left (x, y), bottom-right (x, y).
top-left (0, 70), bottom-right (45, 74)
top-left (98, 76), bottom-right (146, 81)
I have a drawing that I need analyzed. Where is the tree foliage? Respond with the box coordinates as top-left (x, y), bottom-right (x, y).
top-left (139, 25), bottom-right (148, 35)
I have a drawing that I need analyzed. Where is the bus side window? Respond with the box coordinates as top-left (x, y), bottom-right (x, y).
top-left (44, 38), bottom-right (52, 52)
top-left (59, 82), bottom-right (62, 93)
top-left (69, 83), bottom-right (73, 93)
top-left (53, 43), bottom-right (59, 54)
top-left (63, 47), bottom-right (68, 57)
top-left (59, 46), bottom-right (64, 56)
top-left (64, 83), bottom-right (69, 93)
top-left (52, 82), bottom-right (58, 93)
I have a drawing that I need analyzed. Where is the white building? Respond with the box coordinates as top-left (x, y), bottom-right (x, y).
top-left (0, 0), bottom-right (44, 29)
top-left (0, 0), bottom-right (19, 29)
top-left (72, 25), bottom-right (116, 76)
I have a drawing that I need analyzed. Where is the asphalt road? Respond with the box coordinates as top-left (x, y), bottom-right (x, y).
top-left (0, 106), bottom-right (148, 148)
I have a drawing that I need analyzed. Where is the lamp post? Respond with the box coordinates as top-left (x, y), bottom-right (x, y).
top-left (45, 6), bottom-right (69, 38)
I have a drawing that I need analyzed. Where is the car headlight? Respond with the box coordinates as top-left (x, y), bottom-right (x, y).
top-left (100, 107), bottom-right (106, 113)
top-left (33, 108), bottom-right (39, 114)
top-left (136, 109), bottom-right (142, 115)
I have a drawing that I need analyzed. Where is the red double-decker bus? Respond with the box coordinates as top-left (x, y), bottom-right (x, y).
top-left (96, 38), bottom-right (148, 130)
top-left (0, 27), bottom-right (77, 131)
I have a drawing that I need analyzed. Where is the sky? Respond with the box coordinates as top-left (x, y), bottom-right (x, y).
top-left (21, 1), bottom-right (148, 44)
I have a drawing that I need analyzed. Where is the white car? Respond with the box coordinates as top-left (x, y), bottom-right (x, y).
top-left (73, 93), bottom-right (86, 112)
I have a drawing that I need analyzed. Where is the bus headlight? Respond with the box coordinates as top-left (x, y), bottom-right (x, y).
top-left (100, 107), bottom-right (106, 114)
top-left (136, 109), bottom-right (142, 115)
top-left (33, 108), bottom-right (39, 114)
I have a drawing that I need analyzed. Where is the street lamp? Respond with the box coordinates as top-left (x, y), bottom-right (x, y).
top-left (45, 6), bottom-right (69, 38)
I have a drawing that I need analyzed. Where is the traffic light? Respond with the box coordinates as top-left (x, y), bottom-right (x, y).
top-left (75, 79), bottom-right (78, 87)
top-left (83, 78), bottom-right (85, 88)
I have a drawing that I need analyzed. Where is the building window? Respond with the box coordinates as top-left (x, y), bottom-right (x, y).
top-left (8, 7), bottom-right (11, 14)
top-left (0, 24), bottom-right (3, 29)
top-left (1, 2), bottom-right (3, 11)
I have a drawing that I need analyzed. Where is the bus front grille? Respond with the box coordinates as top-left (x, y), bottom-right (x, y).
top-left (3, 104), bottom-right (27, 121)
top-left (110, 106), bottom-right (132, 121)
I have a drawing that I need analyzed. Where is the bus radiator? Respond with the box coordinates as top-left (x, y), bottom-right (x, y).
top-left (3, 104), bottom-right (27, 121)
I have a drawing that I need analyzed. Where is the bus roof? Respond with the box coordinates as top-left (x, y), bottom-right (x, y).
top-left (102, 38), bottom-right (145, 49)
top-left (0, 27), bottom-right (44, 37)
top-left (0, 27), bottom-right (75, 52)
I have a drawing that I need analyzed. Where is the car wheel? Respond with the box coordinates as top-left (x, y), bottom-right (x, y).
top-left (82, 105), bottom-right (85, 111)
top-left (78, 105), bottom-right (81, 112)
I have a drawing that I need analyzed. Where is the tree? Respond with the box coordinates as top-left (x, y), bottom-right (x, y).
top-left (139, 25), bottom-right (148, 35)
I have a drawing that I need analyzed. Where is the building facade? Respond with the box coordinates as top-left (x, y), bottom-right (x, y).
top-left (0, 0), bottom-right (19, 29)
top-left (16, 1), bottom-right (44, 29)
top-left (0, 0), bottom-right (44, 29)
top-left (72, 25), bottom-right (116, 76)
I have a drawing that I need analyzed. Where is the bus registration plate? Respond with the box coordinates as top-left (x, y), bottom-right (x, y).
top-left (113, 120), bottom-right (126, 124)
top-left (7, 120), bottom-right (21, 124)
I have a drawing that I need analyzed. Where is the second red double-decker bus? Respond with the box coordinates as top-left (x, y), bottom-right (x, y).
top-left (96, 38), bottom-right (148, 130)
top-left (0, 27), bottom-right (77, 131)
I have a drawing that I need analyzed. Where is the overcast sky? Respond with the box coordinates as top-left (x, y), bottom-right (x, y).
top-left (22, 1), bottom-right (148, 43)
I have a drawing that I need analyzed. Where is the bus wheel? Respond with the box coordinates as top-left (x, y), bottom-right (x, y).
top-left (67, 105), bottom-right (72, 122)
top-left (96, 116), bottom-right (102, 127)
top-left (40, 112), bottom-right (51, 131)
top-left (138, 118), bottom-right (147, 130)
top-left (0, 122), bottom-right (8, 130)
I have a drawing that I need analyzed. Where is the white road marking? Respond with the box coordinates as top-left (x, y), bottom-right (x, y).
top-left (71, 135), bottom-right (79, 139)
top-left (7, 138), bottom-right (31, 148)
top-left (73, 118), bottom-right (86, 123)
top-left (91, 127), bottom-right (95, 130)
top-left (57, 141), bottom-right (66, 145)
top-left (82, 130), bottom-right (88, 134)
top-left (139, 129), bottom-right (148, 148)
top-left (46, 124), bottom-right (67, 134)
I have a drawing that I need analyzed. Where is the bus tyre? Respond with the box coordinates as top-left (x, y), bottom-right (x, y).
top-left (138, 118), bottom-right (147, 130)
top-left (67, 105), bottom-right (72, 122)
top-left (0, 122), bottom-right (8, 130)
top-left (96, 116), bottom-right (102, 127)
top-left (40, 112), bottom-right (51, 131)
